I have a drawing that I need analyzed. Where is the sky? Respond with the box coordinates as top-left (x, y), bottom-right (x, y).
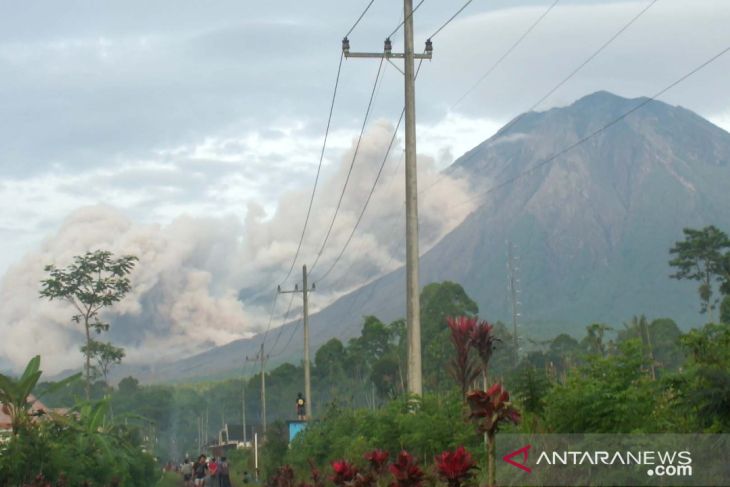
top-left (1, 0), bottom-right (729, 373)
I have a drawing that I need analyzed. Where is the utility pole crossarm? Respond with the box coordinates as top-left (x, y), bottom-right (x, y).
top-left (342, 36), bottom-right (433, 61)
top-left (344, 52), bottom-right (432, 59)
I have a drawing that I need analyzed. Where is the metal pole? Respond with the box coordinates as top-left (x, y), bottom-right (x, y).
top-left (242, 374), bottom-right (248, 444)
top-left (254, 432), bottom-right (259, 481)
top-left (303, 265), bottom-right (312, 419)
top-left (403, 0), bottom-right (422, 397)
top-left (260, 343), bottom-right (267, 434)
top-left (508, 242), bottom-right (520, 360)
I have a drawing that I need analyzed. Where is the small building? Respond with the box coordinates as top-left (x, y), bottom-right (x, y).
top-left (1, 395), bottom-right (59, 435)
top-left (287, 420), bottom-right (307, 444)
top-left (215, 423), bottom-right (253, 452)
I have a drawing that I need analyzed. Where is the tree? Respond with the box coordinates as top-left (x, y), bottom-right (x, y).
top-left (117, 376), bottom-right (140, 395)
top-left (512, 364), bottom-right (550, 415)
top-left (370, 355), bottom-right (402, 399)
top-left (81, 340), bottom-right (125, 385)
top-left (40, 250), bottom-right (138, 399)
top-left (349, 316), bottom-right (392, 370)
top-left (543, 340), bottom-right (659, 433)
top-left (315, 338), bottom-right (346, 379)
top-left (419, 282), bottom-right (479, 390)
top-left (548, 333), bottom-right (581, 375)
top-left (720, 295), bottom-right (730, 324)
top-left (677, 323), bottom-right (730, 430)
top-left (669, 226), bottom-right (730, 322)
top-left (581, 323), bottom-right (612, 357)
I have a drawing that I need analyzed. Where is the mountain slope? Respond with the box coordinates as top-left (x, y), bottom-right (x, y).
top-left (123, 91), bottom-right (730, 382)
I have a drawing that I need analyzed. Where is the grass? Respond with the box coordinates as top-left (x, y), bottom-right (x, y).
top-left (154, 471), bottom-right (181, 487)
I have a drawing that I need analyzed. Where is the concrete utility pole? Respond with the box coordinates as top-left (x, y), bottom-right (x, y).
top-left (197, 415), bottom-right (201, 453)
top-left (342, 0), bottom-right (431, 397)
top-left (241, 369), bottom-right (248, 444)
top-left (278, 265), bottom-right (315, 419)
top-left (507, 241), bottom-right (521, 359)
top-left (246, 344), bottom-right (268, 433)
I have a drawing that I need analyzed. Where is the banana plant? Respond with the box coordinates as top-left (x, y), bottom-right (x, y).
top-left (0, 355), bottom-right (79, 435)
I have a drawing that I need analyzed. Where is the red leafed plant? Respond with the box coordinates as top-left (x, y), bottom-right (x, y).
top-left (389, 451), bottom-right (424, 487)
top-left (309, 459), bottom-right (326, 487)
top-left (467, 383), bottom-right (521, 434)
top-left (467, 383), bottom-right (521, 487)
top-left (364, 449), bottom-right (390, 474)
top-left (469, 321), bottom-right (500, 387)
top-left (446, 317), bottom-right (481, 399)
top-left (434, 446), bottom-right (478, 487)
top-left (270, 465), bottom-right (296, 487)
top-left (331, 460), bottom-right (358, 486)
top-left (22, 475), bottom-right (51, 487)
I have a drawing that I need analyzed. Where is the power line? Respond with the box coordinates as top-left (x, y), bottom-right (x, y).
top-left (452, 0), bottom-right (560, 109)
top-left (318, 45), bottom-right (730, 350)
top-left (258, 290), bottom-right (280, 345)
top-left (527, 0), bottom-right (660, 112)
top-left (269, 291), bottom-right (297, 354)
top-left (269, 317), bottom-right (303, 359)
top-left (314, 59), bottom-right (426, 283)
top-left (428, 0), bottom-right (475, 40)
top-left (346, 0), bottom-right (378, 38)
top-left (254, 4), bottom-right (384, 354)
top-left (309, 58), bottom-right (386, 275)
top-left (446, 44), bottom-right (730, 211)
top-left (426, 0), bottom-right (659, 196)
top-left (389, 0), bottom-right (426, 39)
top-left (279, 53), bottom-right (345, 285)
top-left (314, 109), bottom-right (404, 283)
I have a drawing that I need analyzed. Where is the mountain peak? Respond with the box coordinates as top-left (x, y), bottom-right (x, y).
top-left (571, 90), bottom-right (649, 107)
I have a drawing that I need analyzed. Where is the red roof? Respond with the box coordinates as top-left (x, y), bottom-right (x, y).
top-left (0, 395), bottom-right (51, 431)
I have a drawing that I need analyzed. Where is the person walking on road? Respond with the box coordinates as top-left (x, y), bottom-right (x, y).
top-left (193, 454), bottom-right (208, 486)
top-left (208, 456), bottom-right (219, 487)
top-left (181, 457), bottom-right (193, 487)
top-left (218, 457), bottom-right (232, 487)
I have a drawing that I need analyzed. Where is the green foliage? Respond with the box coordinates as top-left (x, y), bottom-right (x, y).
top-left (720, 295), bottom-right (730, 324)
top-left (542, 340), bottom-right (665, 433)
top-left (0, 357), bottom-right (155, 487)
top-left (155, 471), bottom-right (182, 487)
top-left (669, 225), bottom-right (730, 320)
top-left (511, 364), bottom-right (550, 415)
top-left (25, 271), bottom-right (730, 485)
top-left (40, 249), bottom-right (137, 398)
top-left (285, 393), bottom-right (480, 474)
top-left (118, 376), bottom-right (140, 395)
top-left (261, 421), bottom-right (290, 479)
top-left (420, 282), bottom-right (479, 391)
top-left (672, 322), bottom-right (730, 430)
top-left (227, 448), bottom-right (254, 485)
top-left (81, 340), bottom-right (126, 384)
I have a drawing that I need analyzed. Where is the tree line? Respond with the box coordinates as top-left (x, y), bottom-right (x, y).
top-left (10, 225), bottom-right (730, 483)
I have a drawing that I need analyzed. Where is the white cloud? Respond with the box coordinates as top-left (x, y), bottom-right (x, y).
top-left (421, 0), bottom-right (730, 120)
top-left (0, 123), bottom-right (476, 373)
top-left (1, 0), bottom-right (729, 371)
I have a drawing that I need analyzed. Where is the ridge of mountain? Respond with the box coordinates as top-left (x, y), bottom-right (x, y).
top-left (116, 91), bottom-right (730, 383)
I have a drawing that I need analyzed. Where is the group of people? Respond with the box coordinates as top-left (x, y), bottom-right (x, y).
top-left (180, 454), bottom-right (232, 487)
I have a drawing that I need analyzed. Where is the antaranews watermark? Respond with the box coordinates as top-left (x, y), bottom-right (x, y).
top-left (495, 434), bottom-right (728, 486)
